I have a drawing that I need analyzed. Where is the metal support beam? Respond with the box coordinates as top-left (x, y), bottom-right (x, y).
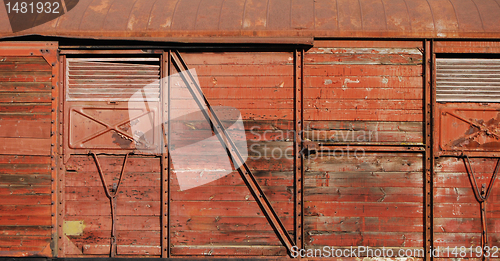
top-left (160, 51), bottom-right (171, 258)
top-left (424, 39), bottom-right (434, 261)
top-left (170, 51), bottom-right (295, 255)
top-left (294, 49), bottom-right (304, 249)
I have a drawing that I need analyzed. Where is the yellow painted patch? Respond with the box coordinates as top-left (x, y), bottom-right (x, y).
top-left (63, 221), bottom-right (85, 236)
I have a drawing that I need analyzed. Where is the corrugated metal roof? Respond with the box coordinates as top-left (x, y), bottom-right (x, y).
top-left (0, 0), bottom-right (499, 42)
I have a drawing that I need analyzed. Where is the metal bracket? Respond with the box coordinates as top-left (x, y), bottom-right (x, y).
top-left (91, 153), bottom-right (131, 257)
top-left (462, 155), bottom-right (499, 261)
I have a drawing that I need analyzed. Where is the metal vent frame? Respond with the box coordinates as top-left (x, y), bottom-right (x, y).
top-left (436, 58), bottom-right (500, 103)
top-left (65, 57), bottom-right (161, 102)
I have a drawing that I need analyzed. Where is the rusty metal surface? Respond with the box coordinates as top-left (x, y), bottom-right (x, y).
top-left (0, 0), bottom-right (500, 41)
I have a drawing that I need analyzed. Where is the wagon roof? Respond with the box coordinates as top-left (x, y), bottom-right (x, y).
top-left (0, 0), bottom-right (499, 43)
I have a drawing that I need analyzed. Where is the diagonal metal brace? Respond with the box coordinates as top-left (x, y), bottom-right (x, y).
top-left (170, 51), bottom-right (295, 253)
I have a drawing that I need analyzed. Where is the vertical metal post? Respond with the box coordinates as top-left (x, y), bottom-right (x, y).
top-left (51, 47), bottom-right (61, 257)
top-left (160, 51), bottom-right (171, 258)
top-left (424, 39), bottom-right (434, 261)
top-left (294, 49), bottom-right (304, 248)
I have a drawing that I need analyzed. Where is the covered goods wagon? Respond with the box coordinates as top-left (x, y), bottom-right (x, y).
top-left (0, 0), bottom-right (500, 260)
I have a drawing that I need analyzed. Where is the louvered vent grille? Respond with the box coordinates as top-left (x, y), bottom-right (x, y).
top-left (66, 58), bottom-right (161, 101)
top-left (437, 58), bottom-right (500, 102)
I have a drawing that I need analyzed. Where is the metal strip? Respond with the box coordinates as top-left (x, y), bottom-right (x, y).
top-left (170, 51), bottom-right (295, 254)
top-left (160, 51), bottom-right (171, 258)
top-left (424, 39), bottom-right (434, 261)
top-left (57, 54), bottom-right (66, 257)
top-left (294, 49), bottom-right (304, 249)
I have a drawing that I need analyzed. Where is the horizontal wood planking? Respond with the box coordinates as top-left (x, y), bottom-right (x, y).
top-left (81, 244), bottom-right (160, 256)
top-left (0, 226), bottom-right (51, 237)
top-left (0, 52), bottom-right (54, 257)
top-left (305, 217), bottom-right (423, 232)
top-left (434, 157), bottom-right (500, 250)
top-left (171, 216), bottom-right (293, 231)
top-left (0, 120), bottom-right (51, 139)
top-left (181, 52), bottom-right (294, 65)
top-left (65, 216), bottom-right (160, 231)
top-left (313, 41), bottom-right (423, 48)
top-left (305, 46), bottom-right (423, 122)
top-left (170, 245), bottom-right (286, 256)
top-left (64, 155), bottom-right (162, 255)
top-left (306, 232), bottom-right (423, 247)
top-left (304, 120), bottom-right (423, 144)
top-left (305, 153), bottom-right (423, 248)
top-left (171, 231), bottom-right (283, 246)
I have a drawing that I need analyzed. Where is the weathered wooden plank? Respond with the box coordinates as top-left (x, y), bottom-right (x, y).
top-left (170, 185), bottom-right (292, 202)
top-left (169, 157), bottom-right (294, 172)
top-left (0, 226), bottom-right (51, 236)
top-left (184, 65), bottom-right (293, 76)
top-left (171, 170), bottom-right (293, 188)
top-left (305, 202), bottom-right (423, 218)
top-left (170, 201), bottom-right (292, 217)
top-left (81, 244), bottom-right (161, 256)
top-left (304, 130), bottom-right (422, 143)
top-left (0, 63), bottom-right (51, 72)
top-left (304, 88), bottom-right (423, 100)
top-left (0, 93), bottom-right (51, 103)
top-left (0, 236), bottom-right (51, 247)
top-left (305, 232), bottom-right (423, 247)
top-left (304, 76), bottom-right (423, 88)
top-left (0, 215), bottom-right (51, 226)
top-left (0, 205), bottom-right (51, 216)
top-left (308, 42), bottom-right (422, 50)
top-left (0, 138), bottom-right (51, 156)
top-left (0, 174), bottom-right (51, 186)
top-left (194, 76), bottom-right (294, 88)
top-left (0, 57), bottom-right (48, 63)
top-left (65, 172), bottom-right (161, 187)
top-left (0, 163), bottom-right (50, 174)
top-left (171, 216), bottom-right (293, 231)
top-left (306, 154), bottom-right (423, 172)
top-left (0, 120), bottom-right (51, 138)
top-left (435, 173), bottom-right (498, 188)
top-left (434, 218), bottom-right (500, 233)
top-left (305, 187), bottom-right (422, 202)
top-left (434, 203), bottom-right (500, 218)
top-left (65, 186), bottom-right (160, 201)
top-left (305, 53), bottom-right (422, 65)
top-left (0, 155), bottom-right (50, 164)
top-left (0, 195), bottom-right (51, 205)
top-left (65, 201), bottom-right (160, 216)
top-left (69, 230), bottom-right (160, 246)
top-left (434, 187), bottom-right (500, 203)
top-left (305, 121), bottom-right (423, 132)
top-left (170, 245), bottom-right (286, 256)
top-left (66, 216), bottom-right (160, 231)
top-left (0, 104), bottom-right (51, 114)
top-left (305, 99), bottom-right (422, 110)
top-left (0, 186), bottom-right (51, 195)
top-left (305, 217), bottom-right (423, 232)
top-left (0, 72), bottom-right (52, 82)
top-left (181, 52), bottom-right (293, 65)
top-left (172, 87), bottom-right (292, 99)
top-left (305, 64), bottom-right (422, 76)
top-left (172, 99), bottom-right (294, 109)
top-left (171, 231), bottom-right (282, 246)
